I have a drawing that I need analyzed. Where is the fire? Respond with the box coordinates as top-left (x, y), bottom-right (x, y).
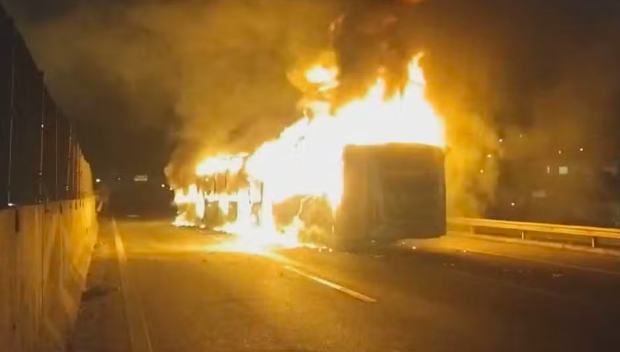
top-left (196, 153), bottom-right (247, 176)
top-left (305, 65), bottom-right (339, 86)
top-left (173, 53), bottom-right (444, 252)
top-left (173, 185), bottom-right (205, 227)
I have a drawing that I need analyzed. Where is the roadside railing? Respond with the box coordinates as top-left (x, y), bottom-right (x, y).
top-left (448, 217), bottom-right (620, 250)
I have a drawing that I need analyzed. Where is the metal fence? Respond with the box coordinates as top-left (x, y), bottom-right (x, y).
top-left (1, 9), bottom-right (92, 209)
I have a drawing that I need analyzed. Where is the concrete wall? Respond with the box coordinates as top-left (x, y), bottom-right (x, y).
top-left (0, 199), bottom-right (98, 352)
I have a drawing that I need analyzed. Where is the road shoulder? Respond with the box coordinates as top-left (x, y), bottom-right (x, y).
top-left (68, 220), bottom-right (131, 352)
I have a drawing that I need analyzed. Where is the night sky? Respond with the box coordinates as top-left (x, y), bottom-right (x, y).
top-left (3, 0), bottom-right (620, 180)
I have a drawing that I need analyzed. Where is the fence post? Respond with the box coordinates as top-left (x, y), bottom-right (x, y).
top-left (65, 125), bottom-right (72, 199)
top-left (38, 72), bottom-right (45, 203)
top-left (54, 108), bottom-right (58, 201)
top-left (521, 230), bottom-right (526, 240)
top-left (6, 23), bottom-right (15, 206)
top-left (591, 236), bottom-right (597, 248)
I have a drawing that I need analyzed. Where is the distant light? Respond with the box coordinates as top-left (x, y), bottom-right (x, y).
top-left (498, 138), bottom-right (503, 143)
top-left (7, 202), bottom-right (15, 207)
top-left (519, 134), bottom-right (523, 139)
top-left (558, 150), bottom-right (562, 155)
top-left (510, 202), bottom-right (516, 207)
top-left (487, 153), bottom-right (492, 158)
top-left (579, 147), bottom-right (584, 152)
top-left (96, 178), bottom-right (101, 183)
top-left (40, 124), bottom-right (45, 128)
top-left (479, 169), bottom-right (485, 174)
top-left (134, 175), bottom-right (148, 182)
top-left (161, 184), bottom-right (166, 188)
top-left (546, 166), bottom-right (551, 174)
top-left (117, 177), bottom-right (121, 181)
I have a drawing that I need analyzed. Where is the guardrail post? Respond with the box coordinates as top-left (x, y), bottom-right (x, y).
top-left (591, 237), bottom-right (597, 248)
top-left (521, 230), bottom-right (526, 240)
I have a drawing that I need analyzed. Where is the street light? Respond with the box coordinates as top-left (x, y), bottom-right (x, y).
top-left (96, 178), bottom-right (101, 183)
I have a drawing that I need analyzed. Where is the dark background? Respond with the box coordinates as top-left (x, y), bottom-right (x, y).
top-left (2, 0), bottom-right (620, 223)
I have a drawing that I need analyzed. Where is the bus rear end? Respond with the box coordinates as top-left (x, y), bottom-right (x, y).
top-left (333, 143), bottom-right (445, 248)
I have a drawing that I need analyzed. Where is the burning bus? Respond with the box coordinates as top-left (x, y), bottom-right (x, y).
top-left (272, 143), bottom-right (445, 248)
top-left (173, 53), bottom-right (446, 250)
top-left (335, 143), bottom-right (445, 245)
top-left (174, 143), bottom-right (445, 249)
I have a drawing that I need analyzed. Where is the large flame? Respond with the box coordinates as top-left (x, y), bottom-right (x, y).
top-left (173, 185), bottom-right (205, 227)
top-left (173, 54), bottom-right (444, 252)
top-left (196, 153), bottom-right (247, 176)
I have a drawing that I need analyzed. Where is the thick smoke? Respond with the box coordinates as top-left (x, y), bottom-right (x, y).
top-left (6, 0), bottom-right (620, 217)
top-left (332, 0), bottom-right (501, 216)
top-left (5, 0), bottom-right (340, 179)
top-left (333, 0), bottom-right (620, 216)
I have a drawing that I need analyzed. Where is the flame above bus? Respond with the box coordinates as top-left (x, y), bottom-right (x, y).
top-left (173, 54), bottom-right (444, 251)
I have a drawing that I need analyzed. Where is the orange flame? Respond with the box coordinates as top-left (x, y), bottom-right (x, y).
top-left (173, 53), bottom-right (444, 252)
top-left (196, 153), bottom-right (247, 176)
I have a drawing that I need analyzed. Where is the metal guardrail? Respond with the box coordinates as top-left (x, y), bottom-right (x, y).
top-left (448, 217), bottom-right (620, 249)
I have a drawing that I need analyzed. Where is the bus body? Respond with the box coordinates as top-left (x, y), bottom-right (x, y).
top-left (272, 143), bottom-right (446, 248)
top-left (195, 168), bottom-right (262, 228)
top-left (189, 143), bottom-right (446, 248)
top-left (332, 143), bottom-right (446, 247)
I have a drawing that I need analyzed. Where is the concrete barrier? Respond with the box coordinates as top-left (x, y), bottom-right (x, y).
top-left (0, 199), bottom-right (98, 352)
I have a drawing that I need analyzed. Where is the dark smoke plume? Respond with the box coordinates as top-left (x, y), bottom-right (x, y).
top-left (6, 0), bottom-right (620, 215)
top-left (4, 0), bottom-right (341, 179)
top-left (333, 0), bottom-right (620, 215)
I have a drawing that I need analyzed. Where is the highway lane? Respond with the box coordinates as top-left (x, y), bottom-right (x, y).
top-left (70, 219), bottom-right (620, 352)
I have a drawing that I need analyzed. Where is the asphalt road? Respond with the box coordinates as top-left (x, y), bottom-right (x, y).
top-left (70, 219), bottom-right (620, 352)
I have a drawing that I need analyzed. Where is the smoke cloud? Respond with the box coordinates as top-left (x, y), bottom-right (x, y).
top-left (332, 0), bottom-right (620, 216)
top-left (5, 0), bottom-right (340, 178)
top-left (333, 0), bottom-right (502, 216)
top-left (6, 0), bottom-right (620, 216)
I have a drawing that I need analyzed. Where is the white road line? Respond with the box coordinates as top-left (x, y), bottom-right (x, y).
top-left (112, 219), bottom-right (154, 352)
top-left (284, 265), bottom-right (377, 303)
